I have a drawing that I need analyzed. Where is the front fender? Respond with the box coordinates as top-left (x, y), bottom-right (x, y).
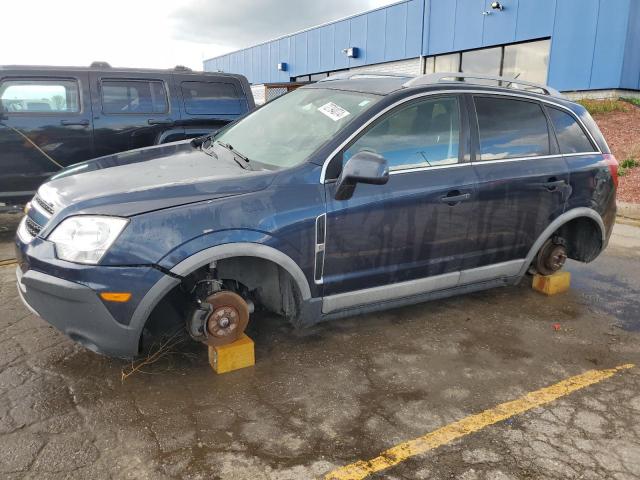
top-left (157, 229), bottom-right (313, 300)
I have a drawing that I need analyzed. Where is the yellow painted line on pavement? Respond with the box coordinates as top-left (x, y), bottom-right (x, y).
top-left (325, 363), bottom-right (635, 480)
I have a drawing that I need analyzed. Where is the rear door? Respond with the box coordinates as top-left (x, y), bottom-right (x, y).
top-left (0, 72), bottom-right (93, 201)
top-left (466, 94), bottom-right (570, 273)
top-left (90, 72), bottom-right (175, 158)
top-left (172, 74), bottom-right (250, 139)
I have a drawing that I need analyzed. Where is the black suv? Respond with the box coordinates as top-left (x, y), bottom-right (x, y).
top-left (0, 63), bottom-right (254, 206)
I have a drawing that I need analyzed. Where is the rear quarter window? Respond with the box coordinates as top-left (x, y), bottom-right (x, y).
top-left (547, 107), bottom-right (596, 154)
top-left (474, 96), bottom-right (550, 160)
top-left (181, 81), bottom-right (242, 115)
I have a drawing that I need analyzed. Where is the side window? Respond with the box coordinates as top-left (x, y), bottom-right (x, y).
top-left (474, 97), bottom-right (550, 160)
top-left (344, 96), bottom-right (460, 171)
top-left (547, 107), bottom-right (596, 154)
top-left (181, 81), bottom-right (242, 115)
top-left (101, 79), bottom-right (168, 114)
top-left (0, 79), bottom-right (80, 113)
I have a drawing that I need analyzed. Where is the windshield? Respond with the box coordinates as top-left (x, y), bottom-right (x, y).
top-left (214, 88), bottom-right (380, 169)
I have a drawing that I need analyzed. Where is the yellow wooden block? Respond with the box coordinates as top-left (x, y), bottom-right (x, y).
top-left (532, 271), bottom-right (571, 295)
top-left (208, 334), bottom-right (255, 374)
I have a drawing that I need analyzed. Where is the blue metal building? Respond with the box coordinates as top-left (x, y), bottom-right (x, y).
top-left (204, 0), bottom-right (640, 96)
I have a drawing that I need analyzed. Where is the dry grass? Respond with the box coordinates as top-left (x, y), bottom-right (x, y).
top-left (577, 99), bottom-right (628, 115)
top-left (121, 328), bottom-right (189, 381)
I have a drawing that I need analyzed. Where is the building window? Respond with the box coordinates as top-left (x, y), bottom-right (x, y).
top-left (424, 39), bottom-right (550, 85)
top-left (309, 72), bottom-right (330, 81)
top-left (502, 39), bottom-right (551, 85)
top-left (434, 53), bottom-right (460, 73)
top-left (461, 46), bottom-right (502, 77)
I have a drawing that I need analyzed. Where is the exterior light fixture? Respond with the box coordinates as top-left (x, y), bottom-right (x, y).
top-left (342, 47), bottom-right (359, 58)
top-left (483, 2), bottom-right (504, 15)
top-left (277, 62), bottom-right (288, 71)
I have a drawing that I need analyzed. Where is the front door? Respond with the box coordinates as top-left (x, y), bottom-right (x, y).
top-left (321, 95), bottom-right (477, 312)
top-left (466, 95), bottom-right (570, 273)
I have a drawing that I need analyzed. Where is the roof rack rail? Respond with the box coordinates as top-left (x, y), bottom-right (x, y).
top-left (317, 71), bottom-right (409, 82)
top-left (403, 72), bottom-right (563, 98)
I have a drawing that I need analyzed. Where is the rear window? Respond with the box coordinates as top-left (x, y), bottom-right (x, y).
top-left (181, 81), bottom-right (242, 115)
top-left (547, 107), bottom-right (596, 154)
top-left (0, 79), bottom-right (80, 113)
top-left (475, 97), bottom-right (550, 160)
top-left (101, 79), bottom-right (168, 114)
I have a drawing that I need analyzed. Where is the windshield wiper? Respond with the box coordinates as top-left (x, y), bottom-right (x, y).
top-left (216, 141), bottom-right (251, 164)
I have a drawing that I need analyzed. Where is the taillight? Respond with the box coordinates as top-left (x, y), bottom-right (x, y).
top-left (603, 153), bottom-right (618, 189)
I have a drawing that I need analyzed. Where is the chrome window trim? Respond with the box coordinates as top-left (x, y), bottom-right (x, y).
top-left (319, 89), bottom-right (601, 184)
top-left (390, 162), bottom-right (470, 175)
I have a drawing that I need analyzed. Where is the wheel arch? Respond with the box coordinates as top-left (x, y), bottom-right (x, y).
top-left (520, 207), bottom-right (606, 277)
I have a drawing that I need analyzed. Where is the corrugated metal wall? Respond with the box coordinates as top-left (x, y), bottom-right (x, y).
top-left (204, 0), bottom-right (640, 92)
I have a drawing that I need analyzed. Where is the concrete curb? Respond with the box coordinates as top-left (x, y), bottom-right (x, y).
top-left (617, 201), bottom-right (640, 222)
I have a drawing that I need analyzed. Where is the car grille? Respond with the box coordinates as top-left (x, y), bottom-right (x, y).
top-left (24, 217), bottom-right (43, 237)
top-left (33, 194), bottom-right (55, 215)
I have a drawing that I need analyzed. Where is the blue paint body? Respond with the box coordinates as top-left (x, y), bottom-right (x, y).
top-left (204, 0), bottom-right (639, 93)
top-left (15, 78), bottom-right (617, 358)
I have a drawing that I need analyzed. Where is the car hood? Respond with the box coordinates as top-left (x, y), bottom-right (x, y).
top-left (37, 141), bottom-right (275, 217)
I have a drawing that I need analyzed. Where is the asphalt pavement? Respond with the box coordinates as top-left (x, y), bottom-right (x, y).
top-left (0, 217), bottom-right (639, 479)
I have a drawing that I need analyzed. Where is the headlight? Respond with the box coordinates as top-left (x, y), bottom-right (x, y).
top-left (48, 216), bottom-right (128, 264)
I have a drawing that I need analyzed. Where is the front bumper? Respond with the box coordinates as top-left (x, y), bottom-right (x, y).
top-left (17, 266), bottom-right (141, 358)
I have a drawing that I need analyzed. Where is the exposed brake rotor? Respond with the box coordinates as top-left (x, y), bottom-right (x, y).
top-left (535, 238), bottom-right (568, 276)
top-left (203, 291), bottom-right (250, 346)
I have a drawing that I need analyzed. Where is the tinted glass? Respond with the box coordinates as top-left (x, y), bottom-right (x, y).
top-left (345, 97), bottom-right (460, 170)
top-left (181, 81), bottom-right (241, 115)
top-left (503, 39), bottom-right (551, 85)
top-left (548, 107), bottom-right (595, 154)
top-left (215, 88), bottom-right (379, 169)
top-left (101, 80), bottom-right (167, 114)
top-left (434, 53), bottom-right (460, 73)
top-left (461, 47), bottom-right (502, 78)
top-left (0, 79), bottom-right (80, 113)
top-left (475, 97), bottom-right (550, 160)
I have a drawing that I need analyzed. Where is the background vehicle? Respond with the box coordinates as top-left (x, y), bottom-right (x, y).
top-left (0, 63), bottom-right (254, 207)
top-left (15, 73), bottom-right (617, 359)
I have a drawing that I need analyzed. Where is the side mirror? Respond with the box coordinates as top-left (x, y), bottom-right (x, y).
top-left (335, 151), bottom-right (389, 200)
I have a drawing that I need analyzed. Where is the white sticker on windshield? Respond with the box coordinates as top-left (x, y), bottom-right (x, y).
top-left (318, 102), bottom-right (350, 121)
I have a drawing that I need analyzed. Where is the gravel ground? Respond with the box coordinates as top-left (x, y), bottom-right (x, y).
top-left (590, 102), bottom-right (640, 203)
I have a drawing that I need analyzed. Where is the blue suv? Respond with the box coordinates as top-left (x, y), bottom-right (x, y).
top-left (15, 73), bottom-right (618, 358)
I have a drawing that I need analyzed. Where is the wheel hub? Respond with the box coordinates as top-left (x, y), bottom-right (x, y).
top-left (202, 291), bottom-right (250, 346)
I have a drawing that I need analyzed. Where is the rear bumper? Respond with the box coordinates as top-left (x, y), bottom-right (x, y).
top-left (16, 267), bottom-right (141, 358)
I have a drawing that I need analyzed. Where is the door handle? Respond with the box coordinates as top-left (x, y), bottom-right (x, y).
top-left (542, 179), bottom-right (566, 191)
top-left (60, 119), bottom-right (89, 126)
top-left (440, 192), bottom-right (471, 205)
top-left (148, 119), bottom-right (174, 126)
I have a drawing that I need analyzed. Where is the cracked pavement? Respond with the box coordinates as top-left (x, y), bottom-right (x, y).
top-left (1, 216), bottom-right (639, 479)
